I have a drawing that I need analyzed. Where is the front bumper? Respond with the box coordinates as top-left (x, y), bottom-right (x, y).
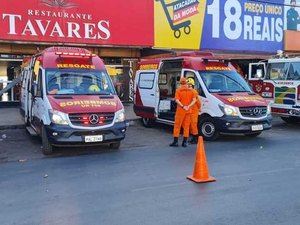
top-left (214, 115), bottom-right (272, 134)
top-left (45, 122), bottom-right (126, 146)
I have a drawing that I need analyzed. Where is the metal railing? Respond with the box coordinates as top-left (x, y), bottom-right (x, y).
top-left (0, 77), bottom-right (21, 102)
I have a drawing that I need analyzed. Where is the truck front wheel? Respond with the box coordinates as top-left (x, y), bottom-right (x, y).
top-left (41, 125), bottom-right (53, 155)
top-left (198, 117), bottom-right (219, 141)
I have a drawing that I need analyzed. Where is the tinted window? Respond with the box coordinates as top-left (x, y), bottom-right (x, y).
top-left (138, 72), bottom-right (155, 89)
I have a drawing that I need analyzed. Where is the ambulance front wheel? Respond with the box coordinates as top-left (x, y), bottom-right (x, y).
top-left (198, 117), bottom-right (219, 141)
top-left (41, 125), bottom-right (53, 155)
top-left (141, 117), bottom-right (155, 128)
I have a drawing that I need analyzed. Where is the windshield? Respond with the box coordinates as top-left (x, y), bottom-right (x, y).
top-left (46, 69), bottom-right (116, 95)
top-left (266, 62), bottom-right (300, 80)
top-left (199, 71), bottom-right (252, 93)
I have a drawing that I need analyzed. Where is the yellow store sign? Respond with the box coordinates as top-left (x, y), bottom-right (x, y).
top-left (154, 0), bottom-right (206, 50)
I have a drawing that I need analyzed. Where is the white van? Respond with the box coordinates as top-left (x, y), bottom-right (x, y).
top-left (134, 53), bottom-right (272, 140)
top-left (20, 47), bottom-right (126, 154)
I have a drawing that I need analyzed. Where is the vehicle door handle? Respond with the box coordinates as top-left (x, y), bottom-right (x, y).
top-left (150, 94), bottom-right (154, 96)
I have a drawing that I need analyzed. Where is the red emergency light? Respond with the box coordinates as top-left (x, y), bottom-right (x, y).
top-left (55, 52), bottom-right (96, 57)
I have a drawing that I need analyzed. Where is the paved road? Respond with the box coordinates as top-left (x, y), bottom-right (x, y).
top-left (1, 118), bottom-right (300, 225)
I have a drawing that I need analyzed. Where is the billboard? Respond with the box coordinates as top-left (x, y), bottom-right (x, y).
top-left (154, 0), bottom-right (206, 49)
top-left (284, 0), bottom-right (300, 51)
top-left (155, 0), bottom-right (287, 53)
top-left (0, 0), bottom-right (154, 46)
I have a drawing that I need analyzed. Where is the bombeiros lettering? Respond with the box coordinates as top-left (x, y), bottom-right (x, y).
top-left (139, 64), bottom-right (159, 70)
top-left (60, 100), bottom-right (117, 108)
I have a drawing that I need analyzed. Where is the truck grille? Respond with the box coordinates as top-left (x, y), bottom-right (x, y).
top-left (239, 106), bottom-right (267, 118)
top-left (69, 112), bottom-right (115, 127)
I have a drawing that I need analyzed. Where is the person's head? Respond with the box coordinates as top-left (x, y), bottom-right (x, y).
top-left (291, 0), bottom-right (296, 7)
top-left (187, 78), bottom-right (195, 88)
top-left (179, 77), bottom-right (187, 86)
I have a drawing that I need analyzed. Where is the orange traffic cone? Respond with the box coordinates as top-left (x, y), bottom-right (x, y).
top-left (187, 136), bottom-right (216, 183)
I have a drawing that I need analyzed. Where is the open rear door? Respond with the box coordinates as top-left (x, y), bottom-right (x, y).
top-left (248, 62), bottom-right (266, 95)
top-left (133, 70), bottom-right (159, 120)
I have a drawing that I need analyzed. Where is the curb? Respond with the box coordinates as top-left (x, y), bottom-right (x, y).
top-left (0, 124), bottom-right (26, 130)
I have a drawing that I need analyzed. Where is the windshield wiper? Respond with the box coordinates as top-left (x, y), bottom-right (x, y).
top-left (233, 90), bottom-right (251, 92)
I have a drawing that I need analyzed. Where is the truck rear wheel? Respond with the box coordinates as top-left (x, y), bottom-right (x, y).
top-left (141, 117), bottom-right (155, 128)
top-left (41, 125), bottom-right (53, 155)
top-left (198, 117), bottom-right (219, 141)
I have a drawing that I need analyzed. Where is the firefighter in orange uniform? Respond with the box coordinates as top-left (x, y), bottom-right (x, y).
top-left (170, 77), bottom-right (197, 147)
top-left (187, 78), bottom-right (201, 144)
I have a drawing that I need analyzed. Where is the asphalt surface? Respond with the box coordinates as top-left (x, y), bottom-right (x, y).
top-left (1, 118), bottom-right (300, 225)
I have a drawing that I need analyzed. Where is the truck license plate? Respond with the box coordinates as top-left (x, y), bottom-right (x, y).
top-left (85, 135), bottom-right (103, 143)
top-left (251, 124), bottom-right (263, 131)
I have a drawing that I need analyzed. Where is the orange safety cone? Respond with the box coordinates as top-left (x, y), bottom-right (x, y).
top-left (187, 136), bottom-right (216, 183)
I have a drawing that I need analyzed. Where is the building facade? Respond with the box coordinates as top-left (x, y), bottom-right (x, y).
top-left (0, 0), bottom-right (299, 101)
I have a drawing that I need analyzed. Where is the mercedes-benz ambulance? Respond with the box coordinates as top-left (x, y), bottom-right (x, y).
top-left (20, 47), bottom-right (126, 154)
top-left (134, 52), bottom-right (272, 141)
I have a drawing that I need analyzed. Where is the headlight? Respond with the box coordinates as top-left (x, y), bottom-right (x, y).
top-left (115, 109), bottom-right (125, 123)
top-left (219, 104), bottom-right (239, 116)
top-left (49, 110), bottom-right (68, 125)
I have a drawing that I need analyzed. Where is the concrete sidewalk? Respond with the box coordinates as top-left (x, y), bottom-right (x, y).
top-left (0, 102), bottom-right (139, 129)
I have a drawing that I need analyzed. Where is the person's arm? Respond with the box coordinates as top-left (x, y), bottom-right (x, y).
top-left (175, 99), bottom-right (184, 108)
top-left (184, 97), bottom-right (196, 111)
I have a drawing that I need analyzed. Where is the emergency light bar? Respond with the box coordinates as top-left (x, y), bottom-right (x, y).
top-left (203, 58), bottom-right (230, 65)
top-left (55, 52), bottom-right (96, 57)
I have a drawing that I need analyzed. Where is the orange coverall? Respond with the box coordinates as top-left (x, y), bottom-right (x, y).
top-left (173, 85), bottom-right (197, 138)
top-left (190, 89), bottom-right (201, 136)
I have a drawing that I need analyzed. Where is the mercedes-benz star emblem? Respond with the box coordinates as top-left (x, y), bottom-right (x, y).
top-left (89, 114), bottom-right (99, 125)
top-left (253, 108), bottom-right (262, 116)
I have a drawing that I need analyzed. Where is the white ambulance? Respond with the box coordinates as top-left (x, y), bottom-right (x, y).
top-left (20, 47), bottom-right (126, 155)
top-left (134, 52), bottom-right (272, 141)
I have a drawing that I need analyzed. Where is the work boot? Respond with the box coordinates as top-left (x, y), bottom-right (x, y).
top-left (169, 137), bottom-right (179, 147)
top-left (190, 135), bottom-right (198, 145)
top-left (182, 137), bottom-right (188, 147)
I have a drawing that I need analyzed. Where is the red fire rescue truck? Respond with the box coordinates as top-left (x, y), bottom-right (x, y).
top-left (249, 54), bottom-right (300, 123)
top-left (134, 52), bottom-right (272, 141)
top-left (20, 47), bottom-right (126, 154)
